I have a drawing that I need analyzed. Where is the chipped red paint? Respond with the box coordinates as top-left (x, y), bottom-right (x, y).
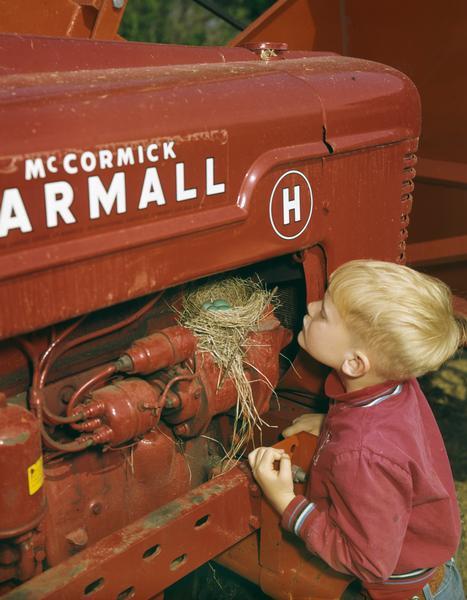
top-left (2, 467), bottom-right (258, 600)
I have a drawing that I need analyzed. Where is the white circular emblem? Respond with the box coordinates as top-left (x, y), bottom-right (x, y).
top-left (269, 170), bottom-right (313, 240)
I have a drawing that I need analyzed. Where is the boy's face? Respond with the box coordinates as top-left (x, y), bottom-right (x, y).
top-left (298, 293), bottom-right (355, 370)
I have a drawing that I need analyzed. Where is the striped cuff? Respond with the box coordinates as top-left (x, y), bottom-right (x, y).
top-left (281, 494), bottom-right (316, 535)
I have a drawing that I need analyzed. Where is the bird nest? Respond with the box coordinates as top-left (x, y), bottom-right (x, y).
top-left (179, 277), bottom-right (278, 461)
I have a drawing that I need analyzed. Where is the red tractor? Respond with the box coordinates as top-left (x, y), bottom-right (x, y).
top-left (2, 1), bottom-right (451, 598)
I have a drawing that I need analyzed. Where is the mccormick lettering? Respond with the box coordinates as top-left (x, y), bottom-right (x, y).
top-left (24, 142), bottom-right (177, 180)
top-left (0, 141), bottom-right (227, 239)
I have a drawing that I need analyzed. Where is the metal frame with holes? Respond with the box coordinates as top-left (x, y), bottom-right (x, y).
top-left (4, 466), bottom-right (258, 600)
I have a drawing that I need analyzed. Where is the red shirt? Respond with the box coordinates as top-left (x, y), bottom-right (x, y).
top-left (281, 372), bottom-right (461, 584)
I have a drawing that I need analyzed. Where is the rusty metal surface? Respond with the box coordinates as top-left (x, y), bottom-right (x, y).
top-left (0, 293), bottom-right (290, 593)
top-left (42, 425), bottom-right (193, 567)
top-left (0, 398), bottom-right (46, 539)
top-left (3, 466), bottom-right (257, 600)
top-left (0, 270), bottom-right (302, 593)
top-left (0, 33), bottom-right (258, 76)
top-left (0, 38), bottom-right (420, 338)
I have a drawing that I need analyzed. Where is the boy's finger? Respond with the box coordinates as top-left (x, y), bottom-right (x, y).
top-left (256, 447), bottom-right (269, 464)
top-left (259, 448), bottom-right (285, 469)
top-left (278, 453), bottom-right (292, 479)
top-left (282, 422), bottom-right (300, 437)
top-left (252, 447), bottom-right (273, 470)
top-left (248, 447), bottom-right (264, 467)
top-left (269, 448), bottom-right (286, 460)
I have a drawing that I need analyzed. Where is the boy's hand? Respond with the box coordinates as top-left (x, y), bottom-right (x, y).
top-left (282, 413), bottom-right (325, 438)
top-left (248, 447), bottom-right (296, 515)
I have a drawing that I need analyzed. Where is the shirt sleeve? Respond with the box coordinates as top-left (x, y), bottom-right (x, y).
top-left (280, 448), bottom-right (413, 582)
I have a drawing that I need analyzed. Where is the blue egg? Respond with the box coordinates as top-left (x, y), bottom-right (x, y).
top-left (213, 299), bottom-right (231, 309)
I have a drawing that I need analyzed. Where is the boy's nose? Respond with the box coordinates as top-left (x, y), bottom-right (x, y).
top-left (307, 301), bottom-right (320, 317)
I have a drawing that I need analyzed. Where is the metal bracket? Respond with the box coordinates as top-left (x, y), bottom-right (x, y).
top-left (4, 467), bottom-right (259, 599)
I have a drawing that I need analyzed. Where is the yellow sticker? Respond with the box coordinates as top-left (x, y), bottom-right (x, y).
top-left (28, 456), bottom-right (44, 495)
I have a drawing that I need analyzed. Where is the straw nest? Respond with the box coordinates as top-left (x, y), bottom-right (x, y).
top-left (179, 277), bottom-right (278, 461)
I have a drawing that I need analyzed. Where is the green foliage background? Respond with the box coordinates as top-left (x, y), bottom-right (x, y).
top-left (119, 0), bottom-right (275, 45)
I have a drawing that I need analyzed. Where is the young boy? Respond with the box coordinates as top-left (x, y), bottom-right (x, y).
top-left (249, 260), bottom-right (466, 600)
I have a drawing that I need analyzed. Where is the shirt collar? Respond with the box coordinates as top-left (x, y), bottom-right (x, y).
top-left (325, 370), bottom-right (401, 407)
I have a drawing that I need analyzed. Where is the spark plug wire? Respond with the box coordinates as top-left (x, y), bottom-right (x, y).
top-left (16, 291), bottom-right (163, 451)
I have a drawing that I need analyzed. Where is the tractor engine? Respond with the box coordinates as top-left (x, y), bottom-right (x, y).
top-left (0, 29), bottom-right (420, 599)
top-left (0, 287), bottom-right (291, 586)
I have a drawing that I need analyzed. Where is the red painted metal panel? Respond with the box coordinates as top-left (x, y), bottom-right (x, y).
top-left (0, 0), bottom-right (126, 40)
top-left (0, 34), bottom-right (257, 76)
top-left (0, 38), bottom-right (420, 338)
top-left (2, 466), bottom-right (258, 600)
top-left (231, 0), bottom-right (467, 296)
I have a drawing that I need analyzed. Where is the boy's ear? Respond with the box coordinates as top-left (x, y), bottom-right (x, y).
top-left (341, 350), bottom-right (371, 378)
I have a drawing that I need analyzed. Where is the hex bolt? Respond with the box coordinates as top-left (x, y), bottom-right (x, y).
top-left (163, 394), bottom-right (181, 410)
top-left (241, 41), bottom-right (288, 60)
top-left (35, 548), bottom-right (46, 562)
top-left (139, 402), bottom-right (157, 412)
top-left (174, 423), bottom-right (190, 436)
top-left (90, 501), bottom-right (102, 515)
top-left (291, 465), bottom-right (308, 483)
top-left (260, 48), bottom-right (277, 61)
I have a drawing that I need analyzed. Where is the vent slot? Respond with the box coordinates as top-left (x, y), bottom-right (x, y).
top-left (397, 152), bottom-right (418, 263)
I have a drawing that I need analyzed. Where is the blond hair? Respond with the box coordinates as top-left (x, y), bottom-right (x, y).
top-left (328, 260), bottom-right (466, 380)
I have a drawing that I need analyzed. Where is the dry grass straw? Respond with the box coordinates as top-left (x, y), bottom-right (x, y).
top-left (179, 277), bottom-right (278, 463)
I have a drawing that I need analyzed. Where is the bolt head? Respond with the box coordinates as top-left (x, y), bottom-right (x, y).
top-left (90, 502), bottom-right (102, 515)
top-left (174, 423), bottom-right (189, 436)
top-left (35, 549), bottom-right (46, 562)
